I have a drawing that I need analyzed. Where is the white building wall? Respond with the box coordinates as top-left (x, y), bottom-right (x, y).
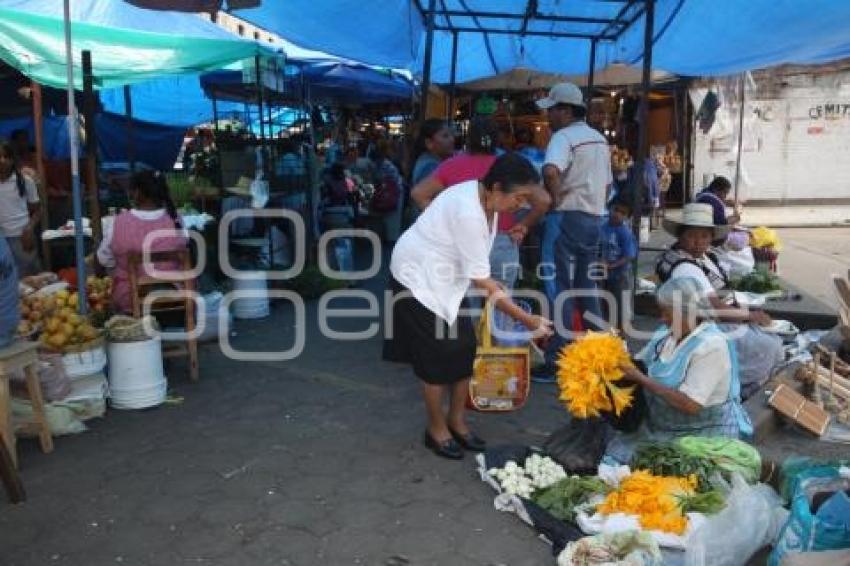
top-left (691, 68), bottom-right (850, 203)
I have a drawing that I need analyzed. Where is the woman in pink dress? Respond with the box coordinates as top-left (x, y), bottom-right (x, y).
top-left (96, 171), bottom-right (188, 314)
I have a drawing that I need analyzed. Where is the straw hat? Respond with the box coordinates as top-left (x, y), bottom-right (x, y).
top-left (225, 176), bottom-right (253, 198)
top-left (662, 202), bottom-right (730, 239)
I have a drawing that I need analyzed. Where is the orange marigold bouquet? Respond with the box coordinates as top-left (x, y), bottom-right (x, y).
top-left (556, 332), bottom-right (635, 418)
top-left (597, 470), bottom-right (698, 535)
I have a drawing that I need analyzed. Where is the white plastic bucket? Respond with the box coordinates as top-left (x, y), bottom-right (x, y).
top-left (110, 381), bottom-right (167, 410)
top-left (107, 337), bottom-right (167, 410)
top-left (196, 292), bottom-right (232, 342)
top-left (232, 275), bottom-right (270, 320)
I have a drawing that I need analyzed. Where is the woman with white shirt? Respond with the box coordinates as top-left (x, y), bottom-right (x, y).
top-left (605, 277), bottom-right (753, 463)
top-left (384, 153), bottom-right (553, 460)
top-left (0, 141), bottom-right (42, 276)
top-left (95, 171), bottom-right (188, 313)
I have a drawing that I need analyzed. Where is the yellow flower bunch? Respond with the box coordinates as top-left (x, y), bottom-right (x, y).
top-left (597, 470), bottom-right (698, 535)
top-left (749, 226), bottom-right (782, 251)
top-left (556, 332), bottom-right (634, 418)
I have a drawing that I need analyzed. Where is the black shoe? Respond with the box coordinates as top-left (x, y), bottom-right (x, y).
top-left (424, 432), bottom-right (464, 460)
top-left (448, 427), bottom-right (486, 452)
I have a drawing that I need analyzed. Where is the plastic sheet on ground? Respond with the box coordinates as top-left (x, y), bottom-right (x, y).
top-left (11, 373), bottom-right (106, 436)
top-left (684, 474), bottom-right (787, 566)
top-left (478, 450), bottom-right (787, 564)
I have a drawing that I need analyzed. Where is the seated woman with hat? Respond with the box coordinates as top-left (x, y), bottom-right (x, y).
top-left (654, 203), bottom-right (784, 399)
top-left (606, 276), bottom-right (753, 463)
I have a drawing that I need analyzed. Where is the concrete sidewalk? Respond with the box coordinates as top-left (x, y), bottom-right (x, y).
top-left (737, 205), bottom-right (850, 228)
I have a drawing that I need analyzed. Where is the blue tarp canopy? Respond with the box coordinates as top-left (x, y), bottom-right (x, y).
top-left (199, 62), bottom-right (414, 107)
top-left (302, 62), bottom-right (414, 105)
top-left (238, 0), bottom-right (850, 82)
top-left (99, 74), bottom-right (244, 128)
top-left (0, 114), bottom-right (185, 171)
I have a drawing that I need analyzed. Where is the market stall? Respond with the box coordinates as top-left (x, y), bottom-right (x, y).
top-left (0, 0), bottom-right (277, 277)
top-left (471, 331), bottom-right (850, 565)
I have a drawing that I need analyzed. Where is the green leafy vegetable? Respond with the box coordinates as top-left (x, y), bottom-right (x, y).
top-left (729, 268), bottom-right (782, 294)
top-left (631, 444), bottom-right (720, 493)
top-left (678, 489), bottom-right (727, 515)
top-left (531, 476), bottom-right (611, 522)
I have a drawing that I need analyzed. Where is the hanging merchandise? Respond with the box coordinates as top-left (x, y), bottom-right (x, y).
top-left (475, 94), bottom-right (498, 115)
top-left (696, 91), bottom-right (721, 133)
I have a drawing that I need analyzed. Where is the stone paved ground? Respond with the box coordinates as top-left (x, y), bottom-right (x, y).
top-left (3, 232), bottom-right (848, 565)
top-left (1, 277), bottom-right (569, 566)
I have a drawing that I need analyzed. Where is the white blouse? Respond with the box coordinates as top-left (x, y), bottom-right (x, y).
top-left (390, 180), bottom-right (497, 324)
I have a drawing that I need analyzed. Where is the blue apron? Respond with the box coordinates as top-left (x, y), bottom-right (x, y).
top-left (639, 322), bottom-right (753, 439)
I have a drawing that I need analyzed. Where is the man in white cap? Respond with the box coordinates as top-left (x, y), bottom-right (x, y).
top-left (534, 82), bottom-right (612, 382)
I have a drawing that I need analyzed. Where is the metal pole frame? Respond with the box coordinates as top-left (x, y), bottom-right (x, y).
top-left (123, 85), bottom-right (136, 173)
top-left (81, 50), bottom-right (102, 243)
top-left (447, 30), bottom-right (459, 122)
top-left (631, 0), bottom-right (654, 292)
top-left (586, 38), bottom-right (597, 104)
top-left (62, 0), bottom-right (88, 315)
top-left (433, 25), bottom-right (611, 39)
top-left (419, 0), bottom-right (437, 121)
top-left (255, 55), bottom-right (266, 147)
top-left (734, 73), bottom-right (745, 203)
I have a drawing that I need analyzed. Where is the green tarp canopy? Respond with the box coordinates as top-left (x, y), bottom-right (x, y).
top-left (0, 0), bottom-right (273, 90)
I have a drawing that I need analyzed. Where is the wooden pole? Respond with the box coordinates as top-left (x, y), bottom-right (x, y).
top-left (81, 50), bottom-right (102, 242)
top-left (419, 0), bottom-right (437, 121)
top-left (31, 81), bottom-right (52, 271)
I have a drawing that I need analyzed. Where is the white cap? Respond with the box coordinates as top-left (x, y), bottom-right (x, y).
top-left (535, 82), bottom-right (586, 110)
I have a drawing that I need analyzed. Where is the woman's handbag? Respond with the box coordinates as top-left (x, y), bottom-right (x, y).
top-left (468, 305), bottom-right (530, 412)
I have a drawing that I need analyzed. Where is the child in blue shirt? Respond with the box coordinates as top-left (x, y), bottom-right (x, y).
top-left (600, 200), bottom-right (638, 330)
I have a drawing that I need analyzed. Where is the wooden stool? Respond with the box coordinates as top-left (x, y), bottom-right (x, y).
top-left (0, 341), bottom-right (54, 469)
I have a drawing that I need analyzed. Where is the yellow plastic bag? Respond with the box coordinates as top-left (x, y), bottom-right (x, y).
top-left (468, 305), bottom-right (530, 412)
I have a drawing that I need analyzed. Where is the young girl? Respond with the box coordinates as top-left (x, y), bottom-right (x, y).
top-left (95, 170), bottom-right (188, 313)
top-left (0, 142), bottom-right (41, 276)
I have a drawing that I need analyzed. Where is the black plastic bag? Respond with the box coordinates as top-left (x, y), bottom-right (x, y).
top-left (543, 418), bottom-right (610, 475)
top-left (522, 498), bottom-right (584, 556)
top-left (603, 385), bottom-right (647, 433)
top-left (482, 445), bottom-right (533, 470)
top-left (603, 359), bottom-right (647, 433)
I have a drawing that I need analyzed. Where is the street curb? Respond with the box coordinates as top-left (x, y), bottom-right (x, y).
top-left (749, 221), bottom-right (850, 229)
